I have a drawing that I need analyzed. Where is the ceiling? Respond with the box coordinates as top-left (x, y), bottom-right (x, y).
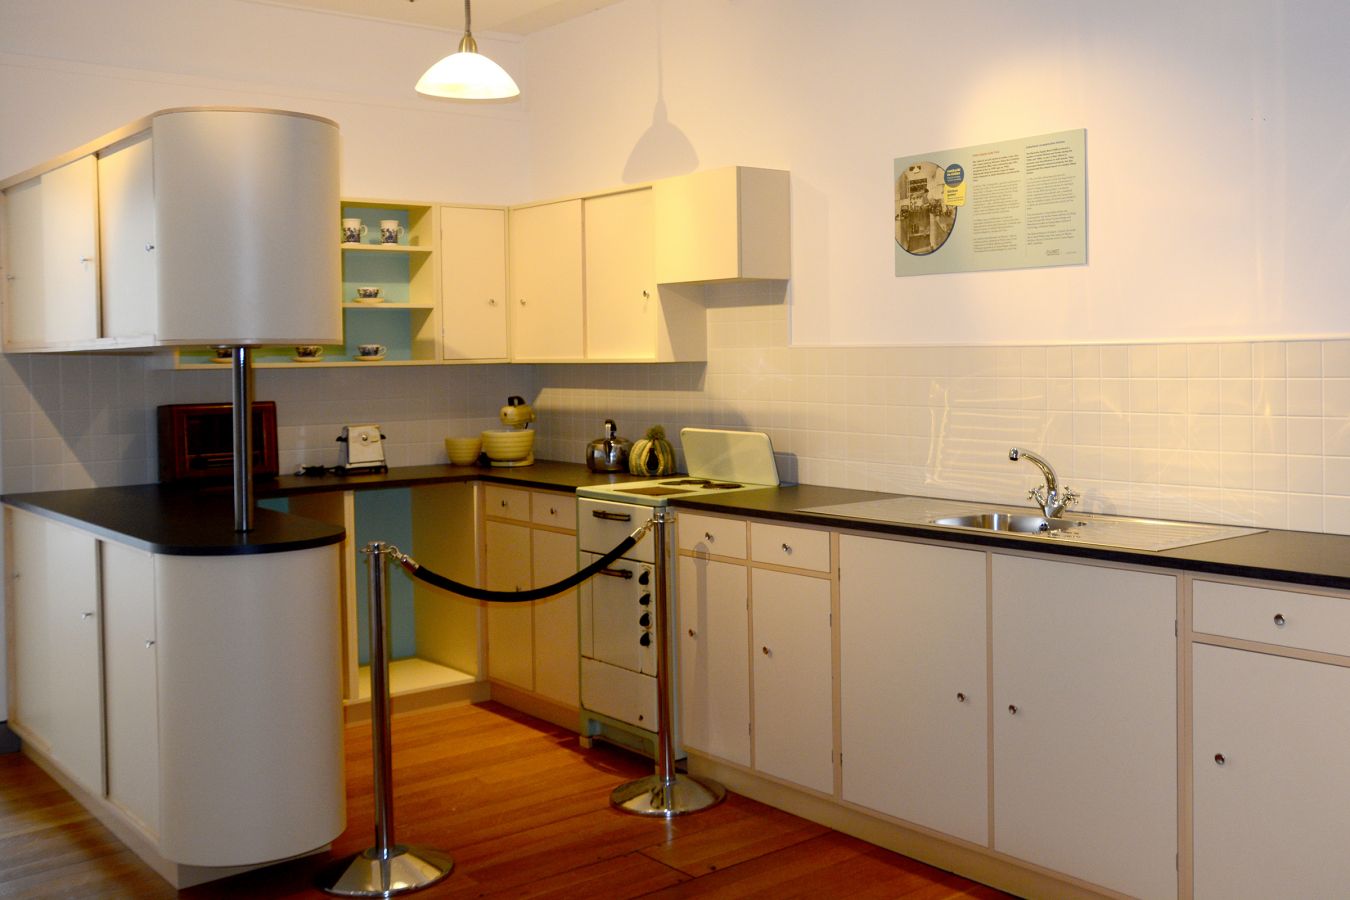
top-left (245, 0), bottom-right (624, 35)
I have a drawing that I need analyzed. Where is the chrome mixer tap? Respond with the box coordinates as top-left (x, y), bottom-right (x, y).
top-left (1009, 448), bottom-right (1077, 519)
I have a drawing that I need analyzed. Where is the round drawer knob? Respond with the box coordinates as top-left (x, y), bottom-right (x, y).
top-left (762, 646), bottom-right (771, 656)
top-left (687, 628), bottom-right (696, 638)
top-left (549, 506), bottom-right (557, 515)
top-left (500, 499), bottom-right (508, 507)
top-left (1008, 704), bottom-right (1019, 715)
top-left (956, 692), bottom-right (967, 703)
top-left (1273, 613), bottom-right (1286, 627)
top-left (704, 532), bottom-right (714, 542)
top-left (1214, 753), bottom-right (1226, 766)
top-left (781, 543), bottom-right (792, 554)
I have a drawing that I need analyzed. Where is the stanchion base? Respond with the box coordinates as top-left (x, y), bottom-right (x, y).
top-left (317, 844), bottom-right (454, 897)
top-left (610, 773), bottom-right (726, 817)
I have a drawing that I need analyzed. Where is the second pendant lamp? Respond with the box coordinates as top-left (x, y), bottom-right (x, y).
top-left (415, 0), bottom-right (520, 100)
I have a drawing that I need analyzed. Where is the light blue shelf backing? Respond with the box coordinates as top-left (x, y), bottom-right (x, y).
top-left (258, 497), bottom-right (289, 514)
top-left (354, 488), bottom-right (416, 664)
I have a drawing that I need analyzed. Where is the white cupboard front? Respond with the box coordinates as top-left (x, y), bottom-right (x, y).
top-left (677, 554), bottom-right (751, 766)
top-left (751, 567), bottom-right (833, 794)
top-left (838, 535), bottom-right (989, 846)
top-left (507, 199), bottom-right (583, 360)
top-left (484, 517), bottom-right (534, 690)
top-left (531, 527), bottom-right (580, 708)
top-left (992, 554), bottom-right (1177, 900)
top-left (440, 205), bottom-right (508, 360)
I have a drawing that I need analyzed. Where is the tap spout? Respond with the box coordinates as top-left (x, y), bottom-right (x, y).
top-left (1009, 448), bottom-right (1076, 518)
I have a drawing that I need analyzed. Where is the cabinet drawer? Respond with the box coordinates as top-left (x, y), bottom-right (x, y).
top-left (678, 513), bottom-right (746, 558)
top-left (577, 499), bottom-right (654, 562)
top-left (484, 485), bottom-right (530, 522)
top-left (1193, 580), bottom-right (1350, 658)
top-left (751, 522), bottom-right (830, 572)
top-left (531, 491), bottom-right (576, 529)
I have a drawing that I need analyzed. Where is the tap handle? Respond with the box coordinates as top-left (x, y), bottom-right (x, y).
top-left (1061, 487), bottom-right (1079, 508)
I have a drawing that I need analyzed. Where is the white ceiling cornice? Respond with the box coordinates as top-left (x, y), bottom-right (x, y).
top-left (238, 0), bottom-right (623, 35)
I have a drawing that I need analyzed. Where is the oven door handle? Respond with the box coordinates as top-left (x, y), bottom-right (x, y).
top-left (591, 509), bottom-right (633, 522)
top-left (599, 567), bottom-right (634, 579)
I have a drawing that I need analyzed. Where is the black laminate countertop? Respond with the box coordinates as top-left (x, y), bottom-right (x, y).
top-left (6, 463), bottom-right (1350, 588)
top-left (1, 483), bottom-right (345, 556)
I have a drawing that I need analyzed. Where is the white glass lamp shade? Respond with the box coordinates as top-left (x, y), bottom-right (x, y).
top-left (416, 45), bottom-right (519, 100)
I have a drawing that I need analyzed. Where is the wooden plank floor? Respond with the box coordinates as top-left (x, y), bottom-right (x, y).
top-left (0, 702), bottom-right (1010, 898)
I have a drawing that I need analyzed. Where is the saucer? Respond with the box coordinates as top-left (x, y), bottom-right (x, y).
top-left (354, 354), bottom-right (386, 362)
top-left (352, 296), bottom-right (385, 304)
top-left (292, 355), bottom-right (325, 363)
top-left (210, 356), bottom-right (232, 364)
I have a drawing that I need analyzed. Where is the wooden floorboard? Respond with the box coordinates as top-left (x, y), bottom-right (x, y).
top-left (0, 702), bottom-right (1012, 898)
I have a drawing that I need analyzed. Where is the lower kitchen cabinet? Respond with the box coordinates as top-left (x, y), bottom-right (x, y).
top-left (481, 486), bottom-right (580, 713)
top-left (677, 554), bottom-right (751, 766)
top-left (992, 554), bottom-right (1177, 900)
top-left (752, 567), bottom-right (833, 794)
top-left (1192, 643), bottom-right (1350, 899)
top-left (7, 508), bottom-right (104, 796)
top-left (102, 539), bottom-right (160, 835)
top-left (838, 535), bottom-right (988, 846)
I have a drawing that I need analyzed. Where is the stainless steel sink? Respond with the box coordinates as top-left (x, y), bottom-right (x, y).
top-left (930, 512), bottom-right (1085, 534)
top-left (797, 496), bottom-right (1265, 552)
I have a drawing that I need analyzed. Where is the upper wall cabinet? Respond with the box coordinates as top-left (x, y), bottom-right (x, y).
top-left (508, 199), bottom-right (585, 361)
top-left (0, 107), bottom-right (341, 353)
top-left (653, 166), bottom-right (791, 284)
top-left (441, 205), bottom-right (508, 361)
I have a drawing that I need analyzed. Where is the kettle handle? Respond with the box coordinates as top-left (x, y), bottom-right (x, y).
top-left (603, 418), bottom-right (617, 439)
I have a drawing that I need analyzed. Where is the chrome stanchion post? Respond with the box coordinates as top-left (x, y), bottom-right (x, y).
top-left (610, 508), bottom-right (726, 817)
top-left (318, 543), bottom-right (454, 896)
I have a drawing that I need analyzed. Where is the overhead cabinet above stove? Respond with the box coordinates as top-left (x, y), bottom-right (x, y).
top-left (0, 107), bottom-right (341, 353)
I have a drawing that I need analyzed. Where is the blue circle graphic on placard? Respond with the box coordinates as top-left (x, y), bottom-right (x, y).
top-left (944, 164), bottom-right (965, 186)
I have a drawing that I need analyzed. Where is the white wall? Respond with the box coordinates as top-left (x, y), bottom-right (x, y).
top-left (522, 0), bottom-right (1350, 346)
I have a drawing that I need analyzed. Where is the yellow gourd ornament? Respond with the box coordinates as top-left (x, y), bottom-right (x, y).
top-left (629, 425), bottom-right (675, 476)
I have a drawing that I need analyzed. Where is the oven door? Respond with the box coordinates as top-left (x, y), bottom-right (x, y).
top-left (579, 552), bottom-right (655, 676)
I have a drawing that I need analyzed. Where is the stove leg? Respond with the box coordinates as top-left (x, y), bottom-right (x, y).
top-left (610, 508), bottom-right (726, 817)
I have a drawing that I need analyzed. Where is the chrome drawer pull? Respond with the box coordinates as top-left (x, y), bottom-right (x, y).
top-left (592, 510), bottom-right (632, 522)
top-left (1273, 613), bottom-right (1286, 627)
top-left (600, 567), bottom-right (634, 579)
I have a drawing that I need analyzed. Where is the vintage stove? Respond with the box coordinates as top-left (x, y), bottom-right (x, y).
top-left (574, 429), bottom-right (780, 758)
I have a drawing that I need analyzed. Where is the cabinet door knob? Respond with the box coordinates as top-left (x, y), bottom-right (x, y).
top-left (144, 243), bottom-right (155, 252)
top-left (639, 633), bottom-right (652, 647)
top-left (1214, 753), bottom-right (1226, 766)
top-left (1273, 613), bottom-right (1286, 627)
top-left (704, 532), bottom-right (715, 542)
top-left (639, 612), bottom-right (651, 628)
top-left (761, 646), bottom-right (771, 656)
top-left (519, 298), bottom-right (526, 306)
top-left (549, 506), bottom-right (558, 515)
top-left (145, 639), bottom-right (156, 648)
top-left (1007, 704), bottom-right (1018, 715)
top-left (781, 542), bottom-right (792, 554)
top-left (488, 298), bottom-right (496, 306)
top-left (687, 628), bottom-right (696, 638)
top-left (81, 611), bottom-right (95, 621)
top-left (642, 289), bottom-right (650, 299)
top-left (956, 692), bottom-right (967, 703)
top-left (500, 499), bottom-right (508, 507)
top-left (79, 256), bottom-right (92, 264)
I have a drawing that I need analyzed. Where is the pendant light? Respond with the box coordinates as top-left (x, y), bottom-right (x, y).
top-left (415, 0), bottom-right (520, 100)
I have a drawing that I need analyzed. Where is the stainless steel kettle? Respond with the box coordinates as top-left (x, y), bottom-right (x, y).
top-left (585, 419), bottom-right (631, 473)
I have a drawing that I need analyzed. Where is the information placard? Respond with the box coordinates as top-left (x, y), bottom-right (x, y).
top-left (894, 129), bottom-right (1086, 277)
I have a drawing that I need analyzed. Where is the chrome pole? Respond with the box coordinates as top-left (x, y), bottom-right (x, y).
top-left (318, 543), bottom-right (454, 896)
top-left (610, 508), bottom-right (726, 817)
top-left (228, 345), bottom-right (254, 533)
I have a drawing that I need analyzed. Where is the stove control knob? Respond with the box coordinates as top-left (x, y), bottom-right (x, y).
top-left (638, 570), bottom-right (651, 585)
top-left (639, 612), bottom-right (651, 628)
top-left (639, 633), bottom-right (652, 647)
top-left (639, 592), bottom-right (651, 606)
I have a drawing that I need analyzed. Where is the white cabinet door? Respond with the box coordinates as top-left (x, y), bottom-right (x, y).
top-left (584, 189), bottom-right (655, 360)
top-left (102, 539), bottom-right (160, 836)
top-left (39, 155), bottom-right (100, 345)
top-left (992, 555), bottom-right (1177, 900)
top-left (484, 519), bottom-right (533, 690)
top-left (751, 568), bottom-right (833, 793)
top-left (7, 509), bottom-right (104, 795)
top-left (508, 199), bottom-right (582, 360)
top-left (839, 536), bottom-right (988, 845)
top-left (678, 555), bottom-right (750, 766)
top-left (2, 177), bottom-right (46, 348)
top-left (97, 133), bottom-right (158, 340)
top-left (441, 205), bottom-right (507, 360)
top-left (1193, 644), bottom-right (1350, 899)
top-left (531, 528), bottom-right (579, 708)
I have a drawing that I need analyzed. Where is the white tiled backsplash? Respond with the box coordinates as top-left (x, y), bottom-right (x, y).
top-left (5, 287), bottom-right (1350, 534)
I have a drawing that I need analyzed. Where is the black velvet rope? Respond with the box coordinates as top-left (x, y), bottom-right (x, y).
top-left (398, 530), bottom-right (646, 603)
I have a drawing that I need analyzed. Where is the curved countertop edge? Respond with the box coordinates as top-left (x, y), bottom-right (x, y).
top-left (6, 464), bottom-right (1350, 588)
top-left (2, 485), bottom-right (344, 556)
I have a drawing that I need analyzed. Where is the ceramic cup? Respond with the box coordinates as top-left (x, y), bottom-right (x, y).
top-left (342, 218), bottom-right (367, 243)
top-left (356, 286), bottom-right (381, 299)
top-left (295, 345), bottom-right (324, 359)
top-left (379, 219), bottom-right (404, 244)
top-left (357, 343), bottom-right (387, 358)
